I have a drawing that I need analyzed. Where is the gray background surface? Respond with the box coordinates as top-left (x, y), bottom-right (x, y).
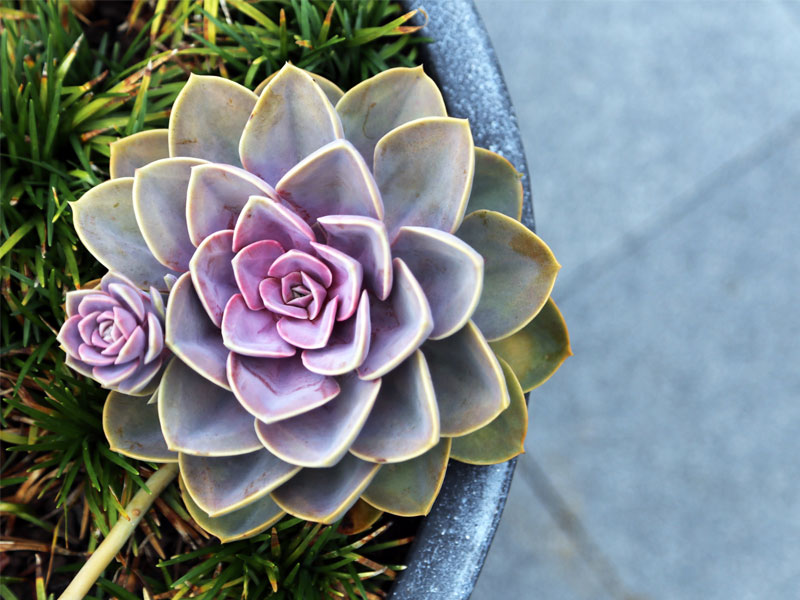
top-left (470, 1), bottom-right (800, 598)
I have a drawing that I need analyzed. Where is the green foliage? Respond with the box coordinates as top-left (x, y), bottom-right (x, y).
top-left (0, 0), bottom-right (426, 597)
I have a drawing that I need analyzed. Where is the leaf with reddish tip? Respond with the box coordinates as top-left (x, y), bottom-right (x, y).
top-left (255, 69), bottom-right (344, 105)
top-left (317, 215), bottom-right (391, 301)
top-left (270, 454), bottom-right (381, 523)
top-left (351, 351), bottom-right (439, 463)
top-left (255, 373), bottom-right (380, 468)
top-left (228, 353), bottom-right (340, 423)
top-left (357, 259), bottom-right (432, 381)
top-left (180, 450), bottom-right (300, 516)
top-left (466, 147), bottom-right (523, 220)
top-left (391, 226), bottom-right (483, 340)
top-left (189, 230), bottom-right (237, 327)
top-left (450, 358), bottom-right (527, 465)
top-left (232, 195), bottom-right (315, 253)
top-left (240, 63), bottom-right (343, 186)
top-left (133, 157), bottom-right (207, 272)
top-left (159, 358), bottom-right (262, 456)
top-left (374, 117), bottom-right (474, 240)
top-left (276, 140), bottom-right (383, 223)
top-left (179, 477), bottom-right (284, 543)
top-left (169, 74), bottom-right (257, 166)
top-left (335, 66), bottom-right (446, 169)
top-left (221, 294), bottom-right (295, 358)
top-left (490, 298), bottom-right (571, 392)
top-left (362, 437), bottom-right (451, 516)
top-left (165, 272), bottom-right (231, 390)
top-left (457, 210), bottom-right (560, 341)
top-left (109, 129), bottom-right (169, 179)
top-left (103, 391), bottom-right (177, 462)
top-left (71, 178), bottom-right (171, 289)
top-left (423, 321), bottom-right (509, 437)
top-left (302, 290), bottom-right (370, 376)
top-left (186, 163), bottom-right (276, 246)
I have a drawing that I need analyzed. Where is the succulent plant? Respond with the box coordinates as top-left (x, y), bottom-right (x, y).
top-left (62, 63), bottom-right (563, 541)
top-left (57, 272), bottom-right (167, 396)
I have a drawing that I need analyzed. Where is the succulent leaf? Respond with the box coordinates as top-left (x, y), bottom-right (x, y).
top-left (180, 450), bottom-right (300, 517)
top-left (457, 210), bottom-right (560, 341)
top-left (165, 273), bottom-right (232, 389)
top-left (356, 259), bottom-right (432, 381)
top-left (71, 178), bottom-right (171, 289)
top-left (158, 358), bottom-right (262, 456)
top-left (362, 437), bottom-right (451, 517)
top-left (336, 66), bottom-right (447, 169)
top-left (490, 297), bottom-right (571, 392)
top-left (231, 240), bottom-right (285, 311)
top-left (221, 294), bottom-right (295, 358)
top-left (109, 129), bottom-right (170, 179)
top-left (391, 226), bottom-right (483, 339)
top-left (169, 74), bottom-right (257, 166)
top-left (317, 215), bottom-right (392, 301)
top-left (186, 164), bottom-right (276, 247)
top-left (103, 391), bottom-right (177, 462)
top-left (270, 454), bottom-right (381, 524)
top-left (227, 353), bottom-right (340, 423)
top-left (180, 476), bottom-right (284, 543)
top-left (310, 242), bottom-right (363, 321)
top-left (466, 147), bottom-right (524, 220)
top-left (256, 372), bottom-right (380, 468)
top-left (374, 117), bottom-right (474, 240)
top-left (337, 499), bottom-right (384, 535)
top-left (232, 195), bottom-right (315, 253)
top-left (351, 350), bottom-right (439, 463)
top-left (255, 70), bottom-right (344, 106)
top-left (240, 63), bottom-right (343, 185)
top-left (449, 358), bottom-right (528, 465)
top-left (302, 290), bottom-right (371, 376)
top-left (276, 139), bottom-right (384, 223)
top-left (133, 157), bottom-right (208, 272)
top-left (423, 321), bottom-right (509, 437)
top-left (189, 230), bottom-right (238, 327)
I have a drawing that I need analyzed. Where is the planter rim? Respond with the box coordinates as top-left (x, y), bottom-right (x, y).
top-left (389, 1), bottom-right (533, 598)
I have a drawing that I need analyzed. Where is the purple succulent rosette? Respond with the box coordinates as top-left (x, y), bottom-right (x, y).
top-left (57, 272), bottom-right (167, 396)
top-left (65, 64), bottom-right (561, 541)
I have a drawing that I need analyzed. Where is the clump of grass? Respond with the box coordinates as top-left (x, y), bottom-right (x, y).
top-left (0, 1), bottom-right (427, 597)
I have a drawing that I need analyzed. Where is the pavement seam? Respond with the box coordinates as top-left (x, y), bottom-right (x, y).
top-left (554, 110), bottom-right (800, 302)
top-left (519, 456), bottom-right (644, 600)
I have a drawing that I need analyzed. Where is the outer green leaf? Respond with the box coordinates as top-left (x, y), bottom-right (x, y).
top-left (449, 358), bottom-right (527, 465)
top-left (254, 70), bottom-right (344, 106)
top-left (179, 476), bottom-right (284, 543)
top-left (109, 129), bottom-right (170, 179)
top-left (423, 321), bottom-right (508, 437)
top-left (103, 391), bottom-right (178, 462)
top-left (374, 116), bottom-right (474, 240)
top-left (180, 450), bottom-right (300, 517)
top-left (169, 74), bottom-right (257, 166)
top-left (490, 298), bottom-right (571, 392)
top-left (71, 178), bottom-right (171, 289)
top-left (270, 454), bottom-right (381, 524)
top-left (335, 65), bottom-right (446, 169)
top-left (457, 210), bottom-right (560, 341)
top-left (362, 437), bottom-right (451, 517)
top-left (466, 147), bottom-right (523, 220)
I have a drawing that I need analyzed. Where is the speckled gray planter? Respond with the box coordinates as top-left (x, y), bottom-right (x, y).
top-left (388, 1), bottom-right (534, 598)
